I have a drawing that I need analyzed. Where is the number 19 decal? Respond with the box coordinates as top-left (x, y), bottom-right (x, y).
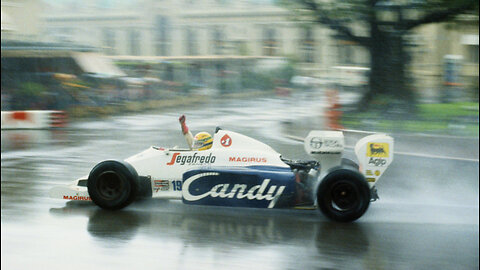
top-left (172, 180), bottom-right (182, 191)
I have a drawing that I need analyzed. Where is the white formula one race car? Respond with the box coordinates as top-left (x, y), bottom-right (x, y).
top-left (50, 128), bottom-right (394, 222)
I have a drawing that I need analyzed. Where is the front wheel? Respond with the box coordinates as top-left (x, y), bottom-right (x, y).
top-left (87, 160), bottom-right (139, 210)
top-left (317, 169), bottom-right (370, 222)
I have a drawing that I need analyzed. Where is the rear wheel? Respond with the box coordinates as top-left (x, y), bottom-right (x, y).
top-left (87, 160), bottom-right (139, 210)
top-left (317, 169), bottom-right (370, 222)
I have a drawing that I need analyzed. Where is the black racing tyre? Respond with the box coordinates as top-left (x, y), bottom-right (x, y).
top-left (87, 160), bottom-right (139, 210)
top-left (317, 168), bottom-right (370, 222)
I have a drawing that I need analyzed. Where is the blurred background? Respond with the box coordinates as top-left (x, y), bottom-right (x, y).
top-left (1, 0), bottom-right (478, 135)
top-left (1, 2), bottom-right (479, 269)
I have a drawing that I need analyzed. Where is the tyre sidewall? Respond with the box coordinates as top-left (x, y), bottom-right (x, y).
top-left (87, 160), bottom-right (139, 210)
top-left (317, 168), bottom-right (370, 222)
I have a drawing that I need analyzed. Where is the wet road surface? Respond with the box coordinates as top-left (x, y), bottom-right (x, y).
top-left (2, 91), bottom-right (478, 269)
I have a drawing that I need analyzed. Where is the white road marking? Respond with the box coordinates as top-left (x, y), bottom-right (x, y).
top-left (345, 145), bottom-right (479, 163)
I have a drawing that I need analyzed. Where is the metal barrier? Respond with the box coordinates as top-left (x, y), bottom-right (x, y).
top-left (1, 110), bottom-right (67, 129)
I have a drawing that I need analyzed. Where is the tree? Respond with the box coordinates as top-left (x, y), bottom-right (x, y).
top-left (283, 0), bottom-right (478, 112)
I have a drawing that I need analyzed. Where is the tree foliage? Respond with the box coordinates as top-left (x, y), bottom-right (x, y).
top-left (282, 0), bottom-right (478, 112)
top-left (283, 0), bottom-right (478, 48)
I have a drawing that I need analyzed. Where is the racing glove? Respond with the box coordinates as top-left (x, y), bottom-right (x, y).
top-left (179, 115), bottom-right (194, 149)
top-left (179, 114), bottom-right (189, 135)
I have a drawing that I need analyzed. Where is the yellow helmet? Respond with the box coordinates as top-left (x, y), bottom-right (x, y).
top-left (193, 132), bottom-right (213, 150)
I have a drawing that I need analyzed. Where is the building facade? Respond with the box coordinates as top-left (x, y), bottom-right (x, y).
top-left (411, 15), bottom-right (479, 95)
top-left (41, 0), bottom-right (357, 74)
top-left (3, 0), bottom-right (478, 97)
top-left (1, 0), bottom-right (44, 41)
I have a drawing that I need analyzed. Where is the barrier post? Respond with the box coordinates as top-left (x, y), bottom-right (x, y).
top-left (325, 89), bottom-right (343, 130)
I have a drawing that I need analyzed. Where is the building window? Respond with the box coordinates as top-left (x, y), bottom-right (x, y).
top-left (155, 16), bottom-right (170, 56)
top-left (301, 27), bottom-right (315, 63)
top-left (216, 0), bottom-right (230, 5)
top-left (263, 28), bottom-right (278, 56)
top-left (337, 40), bottom-right (356, 65)
top-left (129, 29), bottom-right (140, 56)
top-left (164, 65), bottom-right (174, 81)
top-left (185, 27), bottom-right (198, 56)
top-left (189, 64), bottom-right (203, 86)
top-left (212, 27), bottom-right (225, 55)
top-left (236, 41), bottom-right (248, 55)
top-left (55, 27), bottom-right (73, 42)
top-left (102, 28), bottom-right (115, 55)
top-left (466, 45), bottom-right (479, 64)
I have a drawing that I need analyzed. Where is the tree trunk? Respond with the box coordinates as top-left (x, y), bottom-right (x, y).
top-left (359, 25), bottom-right (416, 113)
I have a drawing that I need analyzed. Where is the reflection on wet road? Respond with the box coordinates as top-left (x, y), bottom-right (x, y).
top-left (2, 91), bottom-right (478, 269)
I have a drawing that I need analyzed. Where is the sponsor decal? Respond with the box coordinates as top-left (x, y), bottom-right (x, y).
top-left (229, 157), bottom-right (267, 163)
top-left (309, 137), bottom-right (342, 153)
top-left (154, 180), bottom-right (170, 192)
top-left (221, 134), bottom-right (232, 147)
top-left (63, 195), bottom-right (91, 201)
top-left (368, 157), bottom-right (387, 167)
top-left (366, 178), bottom-right (376, 183)
top-left (310, 137), bottom-right (341, 149)
top-left (366, 170), bottom-right (373, 176)
top-left (310, 151), bottom-right (342, 154)
top-left (310, 137), bottom-right (323, 149)
top-left (323, 139), bottom-right (342, 148)
top-left (166, 152), bottom-right (216, 166)
top-left (183, 172), bottom-right (286, 208)
top-left (367, 143), bottom-right (389, 157)
top-left (374, 170), bottom-right (381, 176)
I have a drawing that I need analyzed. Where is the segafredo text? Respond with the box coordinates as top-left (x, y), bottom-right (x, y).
top-left (167, 152), bottom-right (216, 165)
top-left (182, 172), bottom-right (286, 208)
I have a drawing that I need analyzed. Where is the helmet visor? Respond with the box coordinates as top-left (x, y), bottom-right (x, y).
top-left (192, 140), bottom-right (204, 149)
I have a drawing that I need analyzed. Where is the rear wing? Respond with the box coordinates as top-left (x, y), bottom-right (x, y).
top-left (302, 130), bottom-right (394, 187)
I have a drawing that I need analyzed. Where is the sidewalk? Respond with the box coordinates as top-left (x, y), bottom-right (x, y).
top-left (67, 90), bottom-right (276, 119)
top-left (337, 98), bottom-right (479, 138)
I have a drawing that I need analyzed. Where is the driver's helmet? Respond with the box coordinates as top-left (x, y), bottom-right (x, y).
top-left (193, 132), bottom-right (213, 150)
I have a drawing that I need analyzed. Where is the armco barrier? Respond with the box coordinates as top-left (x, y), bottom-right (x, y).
top-left (1, 110), bottom-right (67, 129)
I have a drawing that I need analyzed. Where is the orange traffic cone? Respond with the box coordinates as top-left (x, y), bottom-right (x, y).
top-left (326, 90), bottom-right (343, 130)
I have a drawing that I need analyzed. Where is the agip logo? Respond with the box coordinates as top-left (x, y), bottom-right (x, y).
top-left (367, 143), bottom-right (389, 157)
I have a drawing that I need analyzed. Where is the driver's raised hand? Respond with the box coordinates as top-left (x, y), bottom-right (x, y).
top-left (179, 115), bottom-right (189, 134)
